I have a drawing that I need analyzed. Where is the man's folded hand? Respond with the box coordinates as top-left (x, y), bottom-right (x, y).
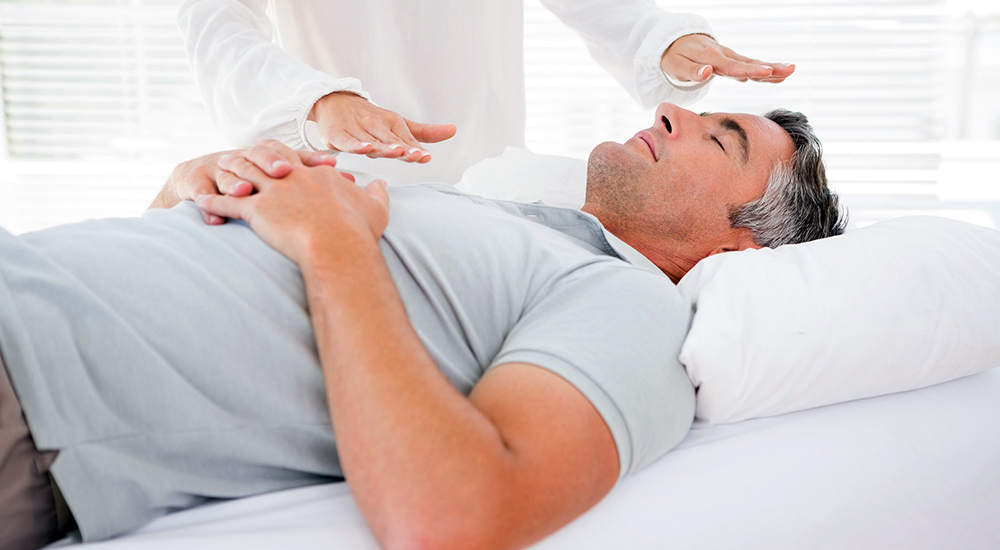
top-left (150, 144), bottom-right (346, 225)
top-left (195, 140), bottom-right (389, 266)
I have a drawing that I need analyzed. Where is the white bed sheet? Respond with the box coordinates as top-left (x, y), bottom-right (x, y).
top-left (64, 368), bottom-right (1000, 550)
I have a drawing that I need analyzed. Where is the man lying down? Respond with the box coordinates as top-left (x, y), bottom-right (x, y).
top-left (0, 102), bottom-right (845, 550)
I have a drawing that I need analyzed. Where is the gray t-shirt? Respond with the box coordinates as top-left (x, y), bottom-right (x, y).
top-left (0, 184), bottom-right (694, 542)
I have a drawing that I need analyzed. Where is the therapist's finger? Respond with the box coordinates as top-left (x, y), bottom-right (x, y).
top-left (359, 123), bottom-right (426, 162)
top-left (661, 34), bottom-right (719, 82)
top-left (335, 125), bottom-right (407, 159)
top-left (664, 57), bottom-right (715, 83)
top-left (363, 109), bottom-right (427, 161)
top-left (322, 129), bottom-right (378, 156)
top-left (750, 62), bottom-right (794, 83)
top-left (712, 49), bottom-right (794, 83)
top-left (662, 34), bottom-right (792, 85)
top-left (708, 55), bottom-right (772, 82)
top-left (406, 121), bottom-right (457, 145)
top-left (406, 121), bottom-right (456, 163)
top-left (384, 120), bottom-right (430, 163)
top-left (298, 151), bottom-right (340, 169)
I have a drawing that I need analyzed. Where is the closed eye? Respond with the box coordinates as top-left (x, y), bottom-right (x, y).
top-left (712, 136), bottom-right (725, 151)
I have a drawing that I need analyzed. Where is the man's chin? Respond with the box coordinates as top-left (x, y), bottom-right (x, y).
top-left (586, 142), bottom-right (620, 190)
top-left (585, 141), bottom-right (648, 208)
top-left (587, 141), bottom-right (631, 174)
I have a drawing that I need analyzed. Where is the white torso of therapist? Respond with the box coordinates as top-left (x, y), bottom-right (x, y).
top-left (180, 0), bottom-right (712, 185)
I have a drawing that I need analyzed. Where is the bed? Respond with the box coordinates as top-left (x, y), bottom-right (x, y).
top-left (60, 370), bottom-right (1000, 550)
top-left (57, 149), bottom-right (1000, 549)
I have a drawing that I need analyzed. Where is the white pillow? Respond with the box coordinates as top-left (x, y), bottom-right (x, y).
top-left (678, 216), bottom-right (1000, 426)
top-left (454, 147), bottom-right (586, 209)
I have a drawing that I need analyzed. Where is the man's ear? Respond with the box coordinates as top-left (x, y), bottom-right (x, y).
top-left (708, 227), bottom-right (761, 257)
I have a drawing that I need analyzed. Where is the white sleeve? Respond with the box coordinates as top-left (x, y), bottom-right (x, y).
top-left (177, 0), bottom-right (370, 149)
top-left (538, 0), bottom-right (714, 109)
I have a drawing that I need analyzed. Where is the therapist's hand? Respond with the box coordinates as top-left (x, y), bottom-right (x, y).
top-left (309, 92), bottom-right (457, 163)
top-left (661, 34), bottom-right (794, 84)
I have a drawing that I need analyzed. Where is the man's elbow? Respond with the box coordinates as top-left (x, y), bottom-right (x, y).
top-left (377, 501), bottom-right (513, 550)
top-left (382, 527), bottom-right (505, 550)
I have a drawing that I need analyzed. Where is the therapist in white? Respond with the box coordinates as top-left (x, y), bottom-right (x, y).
top-left (180, 0), bottom-right (794, 184)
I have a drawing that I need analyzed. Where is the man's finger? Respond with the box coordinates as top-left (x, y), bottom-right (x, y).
top-left (215, 170), bottom-right (254, 197)
top-left (364, 179), bottom-right (390, 228)
top-left (195, 193), bottom-right (253, 223)
top-left (245, 143), bottom-right (293, 177)
top-left (198, 208), bottom-right (225, 225)
top-left (185, 173), bottom-right (222, 199)
top-left (217, 154), bottom-right (276, 191)
top-left (251, 139), bottom-right (301, 168)
top-left (298, 151), bottom-right (354, 180)
top-left (364, 179), bottom-right (389, 208)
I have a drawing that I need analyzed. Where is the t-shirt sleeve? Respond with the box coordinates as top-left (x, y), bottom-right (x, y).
top-left (486, 263), bottom-right (695, 479)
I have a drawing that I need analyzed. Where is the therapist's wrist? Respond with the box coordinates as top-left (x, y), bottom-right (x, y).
top-left (309, 91), bottom-right (365, 125)
top-left (660, 33), bottom-right (715, 87)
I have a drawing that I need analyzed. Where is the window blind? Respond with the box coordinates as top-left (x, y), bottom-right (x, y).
top-left (0, 0), bottom-right (997, 233)
top-left (524, 0), bottom-right (999, 228)
top-left (0, 0), bottom-right (227, 232)
top-left (0, 1), bottom-right (224, 162)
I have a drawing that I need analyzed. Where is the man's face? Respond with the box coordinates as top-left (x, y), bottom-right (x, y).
top-left (583, 102), bottom-right (795, 280)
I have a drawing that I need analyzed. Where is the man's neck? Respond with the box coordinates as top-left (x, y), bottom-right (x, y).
top-left (582, 204), bottom-right (694, 284)
top-left (623, 241), bottom-right (694, 284)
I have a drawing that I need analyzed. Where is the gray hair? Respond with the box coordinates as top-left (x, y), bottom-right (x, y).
top-left (729, 109), bottom-right (848, 247)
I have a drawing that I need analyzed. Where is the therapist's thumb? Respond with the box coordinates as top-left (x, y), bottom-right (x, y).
top-left (406, 121), bottom-right (457, 144)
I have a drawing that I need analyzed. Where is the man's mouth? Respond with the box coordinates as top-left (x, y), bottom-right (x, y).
top-left (634, 131), bottom-right (657, 161)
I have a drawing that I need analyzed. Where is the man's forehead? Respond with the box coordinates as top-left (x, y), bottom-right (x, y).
top-left (703, 111), bottom-right (794, 163)
top-left (747, 114), bottom-right (787, 144)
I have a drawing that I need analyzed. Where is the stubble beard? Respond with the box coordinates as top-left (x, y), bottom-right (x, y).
top-left (585, 142), bottom-right (661, 238)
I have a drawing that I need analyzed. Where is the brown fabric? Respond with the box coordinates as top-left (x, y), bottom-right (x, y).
top-left (0, 353), bottom-right (58, 550)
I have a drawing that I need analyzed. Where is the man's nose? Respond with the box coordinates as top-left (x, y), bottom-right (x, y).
top-left (654, 102), bottom-right (695, 139)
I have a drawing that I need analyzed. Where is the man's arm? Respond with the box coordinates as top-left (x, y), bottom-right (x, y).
top-left (195, 143), bottom-right (620, 550)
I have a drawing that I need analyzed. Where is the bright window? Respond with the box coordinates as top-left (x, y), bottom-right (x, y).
top-left (525, 0), bottom-right (1000, 228)
top-left (1, 0), bottom-right (998, 233)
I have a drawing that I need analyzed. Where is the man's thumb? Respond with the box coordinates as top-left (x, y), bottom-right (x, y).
top-left (365, 179), bottom-right (390, 207)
